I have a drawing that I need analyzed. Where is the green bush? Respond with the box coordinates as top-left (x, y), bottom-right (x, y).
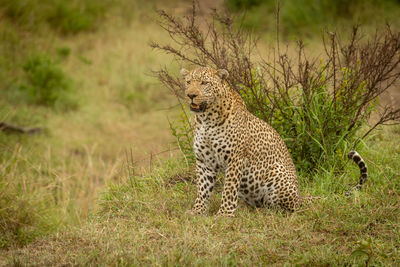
top-left (240, 67), bottom-right (376, 173)
top-left (20, 54), bottom-right (77, 109)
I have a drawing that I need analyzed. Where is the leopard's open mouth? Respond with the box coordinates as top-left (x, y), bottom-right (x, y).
top-left (190, 102), bottom-right (207, 112)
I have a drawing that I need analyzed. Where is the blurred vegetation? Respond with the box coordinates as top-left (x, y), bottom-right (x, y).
top-left (0, 0), bottom-right (166, 111)
top-left (226, 0), bottom-right (400, 38)
top-left (0, 0), bottom-right (108, 34)
top-left (19, 53), bottom-right (77, 109)
top-left (0, 0), bottom-right (178, 249)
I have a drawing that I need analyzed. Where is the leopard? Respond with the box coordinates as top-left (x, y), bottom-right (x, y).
top-left (181, 66), bottom-right (368, 217)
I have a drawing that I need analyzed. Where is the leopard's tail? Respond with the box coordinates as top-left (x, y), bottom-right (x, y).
top-left (346, 150), bottom-right (368, 195)
top-left (301, 150), bottom-right (368, 205)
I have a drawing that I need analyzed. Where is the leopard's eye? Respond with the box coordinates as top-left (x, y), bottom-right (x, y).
top-left (201, 81), bottom-right (209, 85)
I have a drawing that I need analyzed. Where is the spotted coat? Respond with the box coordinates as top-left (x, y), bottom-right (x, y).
top-left (181, 67), bottom-right (367, 216)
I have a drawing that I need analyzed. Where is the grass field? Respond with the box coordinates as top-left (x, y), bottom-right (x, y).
top-left (2, 125), bottom-right (399, 265)
top-left (1, 0), bottom-right (400, 265)
top-left (0, 0), bottom-right (182, 249)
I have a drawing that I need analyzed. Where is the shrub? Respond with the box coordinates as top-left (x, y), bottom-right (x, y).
top-left (20, 54), bottom-right (77, 109)
top-left (152, 3), bottom-right (400, 175)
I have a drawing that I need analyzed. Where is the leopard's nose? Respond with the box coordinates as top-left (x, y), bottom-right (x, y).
top-left (187, 94), bottom-right (197, 100)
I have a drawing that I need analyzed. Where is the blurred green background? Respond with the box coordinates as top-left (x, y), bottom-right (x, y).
top-left (227, 0), bottom-right (400, 37)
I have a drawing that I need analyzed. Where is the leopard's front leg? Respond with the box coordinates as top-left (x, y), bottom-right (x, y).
top-left (191, 159), bottom-right (217, 215)
top-left (217, 159), bottom-right (242, 217)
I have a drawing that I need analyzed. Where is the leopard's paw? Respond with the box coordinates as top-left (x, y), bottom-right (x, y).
top-left (216, 209), bottom-right (235, 217)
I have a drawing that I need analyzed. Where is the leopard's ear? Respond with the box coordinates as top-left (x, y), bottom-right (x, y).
top-left (180, 68), bottom-right (190, 77)
top-left (217, 69), bottom-right (229, 80)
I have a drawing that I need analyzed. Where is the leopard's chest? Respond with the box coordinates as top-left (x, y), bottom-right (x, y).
top-left (194, 125), bottom-right (233, 171)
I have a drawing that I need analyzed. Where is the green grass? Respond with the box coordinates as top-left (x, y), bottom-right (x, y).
top-left (2, 126), bottom-right (399, 265)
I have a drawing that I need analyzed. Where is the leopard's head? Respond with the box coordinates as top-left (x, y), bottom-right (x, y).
top-left (181, 67), bottom-right (229, 113)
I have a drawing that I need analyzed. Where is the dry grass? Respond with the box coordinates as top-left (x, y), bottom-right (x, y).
top-left (0, 1), bottom-right (183, 248)
top-left (2, 125), bottom-right (399, 265)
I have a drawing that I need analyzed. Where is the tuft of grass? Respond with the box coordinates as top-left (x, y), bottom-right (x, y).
top-left (0, 144), bottom-right (61, 248)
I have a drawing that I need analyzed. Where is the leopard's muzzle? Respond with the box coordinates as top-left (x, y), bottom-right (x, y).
top-left (190, 102), bottom-right (207, 112)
